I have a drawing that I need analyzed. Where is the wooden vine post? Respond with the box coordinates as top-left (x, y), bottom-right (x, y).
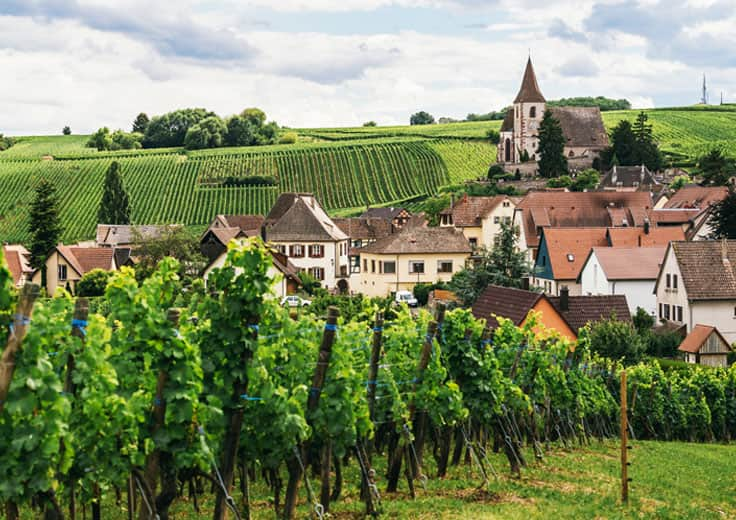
top-left (0, 283), bottom-right (40, 414)
top-left (213, 313), bottom-right (259, 520)
top-left (367, 312), bottom-right (384, 429)
top-left (283, 306), bottom-right (339, 520)
top-left (620, 369), bottom-right (629, 505)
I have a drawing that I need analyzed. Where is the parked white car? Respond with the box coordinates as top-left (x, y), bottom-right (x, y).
top-left (394, 290), bottom-right (418, 307)
top-left (281, 295), bottom-right (312, 307)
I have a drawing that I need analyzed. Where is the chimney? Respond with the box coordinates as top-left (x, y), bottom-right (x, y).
top-left (560, 285), bottom-right (569, 311)
top-left (722, 238), bottom-right (730, 266)
top-left (641, 164), bottom-right (646, 182)
top-left (644, 218), bottom-right (650, 235)
top-left (522, 277), bottom-right (530, 291)
top-left (612, 165), bottom-right (617, 184)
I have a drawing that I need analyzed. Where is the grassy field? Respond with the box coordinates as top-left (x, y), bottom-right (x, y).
top-left (21, 440), bottom-right (735, 519)
top-left (1, 106), bottom-right (735, 244)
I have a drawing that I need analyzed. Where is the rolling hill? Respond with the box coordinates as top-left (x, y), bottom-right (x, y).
top-left (1, 106), bottom-right (734, 244)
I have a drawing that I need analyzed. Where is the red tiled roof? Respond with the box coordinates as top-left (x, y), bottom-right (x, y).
top-left (333, 217), bottom-right (395, 241)
top-left (442, 195), bottom-right (513, 227)
top-left (587, 246), bottom-right (666, 280)
top-left (677, 324), bottom-right (731, 354)
top-left (651, 208), bottom-right (700, 225)
top-left (663, 240), bottom-right (736, 300)
top-left (222, 215), bottom-right (265, 235)
top-left (517, 191), bottom-right (653, 248)
top-left (542, 228), bottom-right (609, 281)
top-left (68, 247), bottom-right (115, 273)
top-left (513, 57), bottom-right (545, 103)
top-left (665, 186), bottom-right (728, 210)
top-left (2, 246), bottom-right (30, 286)
top-left (606, 227), bottom-right (685, 247)
top-left (549, 294), bottom-right (631, 332)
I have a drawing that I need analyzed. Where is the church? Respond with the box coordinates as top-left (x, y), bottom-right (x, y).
top-left (497, 58), bottom-right (609, 169)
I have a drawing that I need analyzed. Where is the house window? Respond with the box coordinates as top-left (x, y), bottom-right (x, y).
top-left (673, 274), bottom-right (678, 289)
top-left (494, 216), bottom-right (500, 224)
top-left (278, 245), bottom-right (287, 255)
top-left (666, 274), bottom-right (671, 289)
top-left (351, 257), bottom-right (360, 273)
top-left (437, 260), bottom-right (453, 273)
top-left (290, 245), bottom-right (305, 258)
top-left (58, 264), bottom-right (68, 281)
top-left (468, 238), bottom-right (478, 249)
top-left (309, 244), bottom-right (324, 258)
top-left (371, 260), bottom-right (376, 273)
top-left (540, 255), bottom-right (546, 267)
top-left (503, 201), bottom-right (510, 208)
top-left (676, 306), bottom-right (683, 322)
top-left (409, 261), bottom-right (425, 274)
top-left (503, 216), bottom-right (512, 224)
top-left (530, 106), bottom-right (536, 118)
top-left (567, 254), bottom-right (574, 262)
top-left (363, 259), bottom-right (368, 271)
top-left (383, 261), bottom-right (396, 274)
top-left (309, 267), bottom-right (325, 281)
top-left (494, 234), bottom-right (501, 246)
top-left (663, 304), bottom-right (670, 320)
top-left (659, 303), bottom-right (663, 319)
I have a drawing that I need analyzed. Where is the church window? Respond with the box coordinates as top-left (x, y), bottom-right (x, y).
top-left (530, 106), bottom-right (536, 118)
top-left (568, 150), bottom-right (574, 157)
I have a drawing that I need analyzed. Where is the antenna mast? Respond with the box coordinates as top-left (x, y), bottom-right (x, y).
top-left (701, 74), bottom-right (708, 105)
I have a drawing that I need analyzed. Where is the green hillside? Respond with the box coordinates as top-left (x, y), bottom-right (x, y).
top-left (1, 106), bottom-right (734, 244)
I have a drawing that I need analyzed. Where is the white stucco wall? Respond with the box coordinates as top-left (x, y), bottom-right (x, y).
top-left (270, 240), bottom-right (350, 290)
top-left (580, 251), bottom-right (655, 316)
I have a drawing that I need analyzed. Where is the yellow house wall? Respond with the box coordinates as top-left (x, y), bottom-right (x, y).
top-left (39, 252), bottom-right (82, 296)
top-left (359, 251), bottom-right (470, 297)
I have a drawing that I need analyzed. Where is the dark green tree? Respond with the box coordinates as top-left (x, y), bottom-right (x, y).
top-left (62, 126), bottom-right (71, 135)
top-left (537, 109), bottom-right (568, 178)
top-left (132, 112), bottom-right (150, 133)
top-left (143, 108), bottom-right (214, 148)
top-left (708, 186), bottom-right (736, 238)
top-left (131, 226), bottom-right (205, 282)
top-left (183, 116), bottom-right (228, 150)
top-left (698, 148), bottom-right (736, 186)
top-left (632, 111), bottom-right (662, 171)
top-left (601, 120), bottom-right (637, 167)
top-left (579, 317), bottom-right (646, 365)
top-left (363, 121), bottom-right (377, 127)
top-left (632, 306), bottom-right (654, 335)
top-left (28, 179), bottom-right (63, 270)
top-left (409, 111), bottom-right (435, 125)
top-left (97, 161), bottom-right (131, 225)
top-left (449, 221), bottom-right (530, 305)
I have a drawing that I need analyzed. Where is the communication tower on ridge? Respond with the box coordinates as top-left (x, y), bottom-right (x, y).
top-left (700, 74), bottom-right (708, 105)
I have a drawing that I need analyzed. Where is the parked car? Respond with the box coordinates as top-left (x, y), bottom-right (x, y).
top-left (281, 295), bottom-right (312, 307)
top-left (394, 290), bottom-right (418, 307)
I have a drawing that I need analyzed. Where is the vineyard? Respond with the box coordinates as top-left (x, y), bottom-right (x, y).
top-left (1, 241), bottom-right (735, 519)
top-left (0, 139), bottom-right (460, 243)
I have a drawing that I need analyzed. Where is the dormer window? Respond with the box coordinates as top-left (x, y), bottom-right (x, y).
top-left (567, 254), bottom-right (574, 262)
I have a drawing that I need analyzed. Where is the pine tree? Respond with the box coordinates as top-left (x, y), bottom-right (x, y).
top-left (537, 110), bottom-right (568, 178)
top-left (97, 161), bottom-right (131, 225)
top-left (632, 111), bottom-right (662, 171)
top-left (28, 179), bottom-right (63, 270)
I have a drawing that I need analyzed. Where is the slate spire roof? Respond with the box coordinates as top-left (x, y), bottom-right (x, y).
top-left (513, 57), bottom-right (545, 104)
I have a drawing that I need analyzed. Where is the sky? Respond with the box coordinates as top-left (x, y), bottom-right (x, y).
top-left (1, 0), bottom-right (735, 135)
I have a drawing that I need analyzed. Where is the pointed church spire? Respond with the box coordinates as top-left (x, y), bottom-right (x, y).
top-left (513, 57), bottom-right (545, 104)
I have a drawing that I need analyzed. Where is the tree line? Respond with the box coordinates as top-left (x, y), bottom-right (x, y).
top-left (87, 107), bottom-right (293, 152)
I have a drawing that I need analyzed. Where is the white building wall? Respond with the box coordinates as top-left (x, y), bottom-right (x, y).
top-left (691, 302), bottom-right (736, 345)
top-left (612, 280), bottom-right (655, 317)
top-left (271, 240), bottom-right (349, 290)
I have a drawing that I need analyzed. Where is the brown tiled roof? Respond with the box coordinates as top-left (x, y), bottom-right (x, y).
top-left (221, 215), bottom-right (265, 235)
top-left (69, 247), bottom-right (115, 273)
top-left (606, 226), bottom-right (685, 247)
top-left (472, 285), bottom-right (546, 329)
top-left (663, 240), bottom-right (736, 300)
top-left (513, 58), bottom-right (545, 103)
top-left (650, 208), bottom-right (700, 225)
top-left (550, 106), bottom-right (609, 149)
top-left (665, 186), bottom-right (728, 210)
top-left (96, 224), bottom-right (175, 246)
top-left (678, 324), bottom-right (731, 354)
top-left (360, 207), bottom-right (409, 220)
top-left (587, 246), bottom-right (666, 281)
top-left (360, 226), bottom-right (471, 255)
top-left (209, 227), bottom-right (245, 245)
top-left (263, 193), bottom-right (348, 242)
top-left (517, 191), bottom-right (653, 248)
top-left (440, 195), bottom-right (512, 227)
top-left (2, 246), bottom-right (31, 286)
top-left (270, 250), bottom-right (300, 283)
top-left (333, 218), bottom-right (395, 241)
top-left (549, 294), bottom-right (631, 331)
top-left (600, 165), bottom-right (657, 188)
top-left (541, 228), bottom-right (609, 281)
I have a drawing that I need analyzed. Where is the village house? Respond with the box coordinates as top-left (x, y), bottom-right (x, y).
top-left (333, 217), bottom-right (396, 275)
top-left (439, 194), bottom-right (519, 250)
top-left (599, 165), bottom-right (658, 192)
top-left (32, 244), bottom-right (121, 295)
top-left (360, 206), bottom-right (411, 228)
top-left (261, 193), bottom-right (350, 292)
top-left (514, 191), bottom-right (654, 261)
top-left (654, 240), bottom-right (736, 344)
top-left (578, 246), bottom-right (667, 316)
top-left (472, 284), bottom-right (631, 339)
top-left (677, 324), bottom-right (733, 367)
top-left (472, 284), bottom-right (577, 340)
top-left (203, 243), bottom-right (300, 299)
top-left (200, 214), bottom-right (265, 262)
top-left (96, 224), bottom-right (178, 248)
top-left (2, 245), bottom-right (33, 288)
top-left (358, 226), bottom-right (471, 297)
top-left (496, 58), bottom-right (608, 171)
top-left (657, 185), bottom-right (729, 240)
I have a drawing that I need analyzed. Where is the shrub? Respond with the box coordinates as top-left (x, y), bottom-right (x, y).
top-left (279, 132), bottom-right (298, 144)
top-left (76, 269), bottom-right (113, 297)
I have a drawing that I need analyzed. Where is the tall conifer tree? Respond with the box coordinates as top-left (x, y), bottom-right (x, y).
top-left (537, 110), bottom-right (568, 178)
top-left (97, 161), bottom-right (131, 225)
top-left (28, 179), bottom-right (63, 270)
